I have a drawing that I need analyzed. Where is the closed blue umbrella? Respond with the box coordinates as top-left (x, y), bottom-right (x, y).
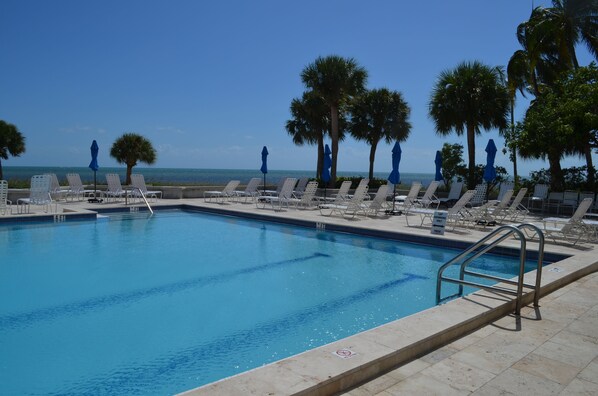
top-left (434, 150), bottom-right (443, 182)
top-left (260, 146), bottom-right (268, 194)
top-left (387, 142), bottom-right (401, 214)
top-left (88, 140), bottom-right (100, 202)
top-left (483, 139), bottom-right (497, 183)
top-left (388, 142), bottom-right (401, 185)
top-left (321, 144), bottom-right (331, 199)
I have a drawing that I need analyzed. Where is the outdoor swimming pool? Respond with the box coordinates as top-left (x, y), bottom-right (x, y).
top-left (0, 209), bottom-right (544, 395)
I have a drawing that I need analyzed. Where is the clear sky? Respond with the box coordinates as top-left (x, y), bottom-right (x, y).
top-left (1, 0), bottom-right (595, 176)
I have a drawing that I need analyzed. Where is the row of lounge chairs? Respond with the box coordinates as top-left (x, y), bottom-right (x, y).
top-left (0, 173), bottom-right (162, 214)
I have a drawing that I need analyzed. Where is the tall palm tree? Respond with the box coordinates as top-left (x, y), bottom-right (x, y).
top-left (110, 133), bottom-right (157, 184)
top-left (429, 61), bottom-right (510, 189)
top-left (533, 0), bottom-right (598, 69)
top-left (301, 55), bottom-right (367, 186)
top-left (349, 88), bottom-right (411, 180)
top-left (285, 91), bottom-right (346, 178)
top-left (0, 120), bottom-right (26, 180)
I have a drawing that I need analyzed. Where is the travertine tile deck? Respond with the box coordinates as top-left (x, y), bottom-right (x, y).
top-left (343, 271), bottom-right (598, 396)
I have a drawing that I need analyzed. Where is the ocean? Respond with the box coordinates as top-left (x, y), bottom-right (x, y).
top-left (3, 166), bottom-right (435, 186)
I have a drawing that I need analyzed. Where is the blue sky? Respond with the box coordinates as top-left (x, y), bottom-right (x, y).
top-left (1, 0), bottom-right (595, 177)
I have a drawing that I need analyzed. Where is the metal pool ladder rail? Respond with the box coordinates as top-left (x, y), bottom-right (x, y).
top-left (436, 224), bottom-right (544, 315)
top-left (127, 187), bottom-right (154, 214)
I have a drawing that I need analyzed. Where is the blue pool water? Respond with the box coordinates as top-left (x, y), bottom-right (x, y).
top-left (0, 210), bottom-right (539, 395)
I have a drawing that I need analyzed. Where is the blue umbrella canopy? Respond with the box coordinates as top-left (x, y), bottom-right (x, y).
top-left (387, 141), bottom-right (401, 185)
top-left (483, 139), bottom-right (497, 183)
top-left (260, 146), bottom-right (268, 174)
top-left (434, 150), bottom-right (443, 182)
top-left (321, 144), bottom-right (331, 183)
top-left (89, 140), bottom-right (99, 171)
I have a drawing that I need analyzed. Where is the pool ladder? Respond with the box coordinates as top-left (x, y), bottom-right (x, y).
top-left (125, 187), bottom-right (154, 215)
top-left (436, 224), bottom-right (544, 316)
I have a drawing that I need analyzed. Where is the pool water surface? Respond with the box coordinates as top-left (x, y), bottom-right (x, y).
top-left (0, 210), bottom-right (540, 395)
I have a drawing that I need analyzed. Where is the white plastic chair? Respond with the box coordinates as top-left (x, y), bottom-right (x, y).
top-left (131, 174), bottom-right (162, 202)
top-left (438, 181), bottom-right (464, 206)
top-left (17, 175), bottom-right (57, 214)
top-left (255, 178), bottom-right (297, 210)
top-left (104, 173), bottom-right (127, 201)
top-left (527, 183), bottom-right (549, 213)
top-left (66, 173), bottom-right (96, 201)
top-left (289, 181), bottom-right (319, 209)
top-left (319, 182), bottom-right (370, 218)
top-left (416, 180), bottom-right (440, 209)
top-left (469, 183), bottom-right (488, 206)
top-left (530, 198), bottom-right (594, 245)
top-left (204, 180), bottom-right (241, 203)
top-left (45, 173), bottom-right (67, 201)
top-left (0, 180), bottom-right (12, 215)
top-left (232, 177), bottom-right (262, 203)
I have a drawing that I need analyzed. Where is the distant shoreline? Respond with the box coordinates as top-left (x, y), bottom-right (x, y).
top-left (3, 166), bottom-right (436, 187)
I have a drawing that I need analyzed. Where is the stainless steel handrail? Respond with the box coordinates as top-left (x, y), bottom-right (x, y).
top-left (126, 187), bottom-right (154, 214)
top-left (436, 223), bottom-right (544, 315)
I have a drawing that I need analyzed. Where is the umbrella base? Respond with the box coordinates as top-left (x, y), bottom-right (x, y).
top-left (385, 209), bottom-right (402, 216)
top-left (88, 198), bottom-right (103, 203)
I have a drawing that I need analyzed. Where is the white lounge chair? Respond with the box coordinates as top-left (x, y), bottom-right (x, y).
top-left (45, 173), bottom-right (67, 201)
top-left (255, 178), bottom-right (297, 210)
top-left (558, 190), bottom-right (579, 216)
top-left (104, 173), bottom-right (128, 202)
top-left (0, 180), bottom-right (12, 215)
top-left (363, 184), bottom-right (389, 217)
top-left (503, 188), bottom-right (529, 222)
top-left (232, 177), bottom-right (262, 203)
top-left (321, 180), bottom-right (352, 203)
top-left (289, 181), bottom-right (319, 209)
top-left (204, 180), bottom-right (241, 203)
top-left (405, 190), bottom-right (476, 230)
top-left (484, 189), bottom-right (515, 225)
top-left (293, 177), bottom-right (310, 197)
top-left (527, 183), bottom-right (549, 212)
top-left (527, 198), bottom-right (594, 245)
top-left (416, 180), bottom-right (440, 209)
top-left (319, 182), bottom-right (369, 218)
top-left (394, 181), bottom-right (422, 212)
top-left (66, 173), bottom-right (97, 201)
top-left (470, 183), bottom-right (488, 207)
top-left (17, 174), bottom-right (57, 214)
top-left (130, 174), bottom-right (162, 202)
top-left (439, 181), bottom-right (464, 207)
top-left (348, 178), bottom-right (370, 200)
top-left (496, 181), bottom-right (514, 201)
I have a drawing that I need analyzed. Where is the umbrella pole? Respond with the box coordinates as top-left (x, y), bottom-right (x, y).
top-left (263, 174), bottom-right (266, 195)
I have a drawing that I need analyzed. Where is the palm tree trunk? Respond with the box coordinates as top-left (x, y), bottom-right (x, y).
top-left (466, 124), bottom-right (476, 189)
top-left (584, 143), bottom-right (595, 190)
top-left (126, 165), bottom-right (133, 185)
top-left (316, 135), bottom-right (324, 179)
top-left (330, 104), bottom-right (339, 188)
top-left (510, 100), bottom-right (518, 187)
top-left (0, 159), bottom-right (3, 180)
top-left (548, 153), bottom-right (564, 191)
top-left (368, 141), bottom-right (378, 181)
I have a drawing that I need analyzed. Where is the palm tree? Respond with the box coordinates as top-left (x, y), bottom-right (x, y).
top-left (349, 88), bottom-right (411, 180)
top-left (0, 120), bottom-right (26, 180)
top-left (110, 133), bottom-right (157, 184)
top-left (429, 61), bottom-right (510, 189)
top-left (301, 55), bottom-right (367, 186)
top-left (533, 0), bottom-right (598, 70)
top-left (285, 91), bottom-right (346, 179)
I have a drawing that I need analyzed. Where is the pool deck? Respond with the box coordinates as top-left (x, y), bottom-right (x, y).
top-left (2, 198), bottom-right (597, 395)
